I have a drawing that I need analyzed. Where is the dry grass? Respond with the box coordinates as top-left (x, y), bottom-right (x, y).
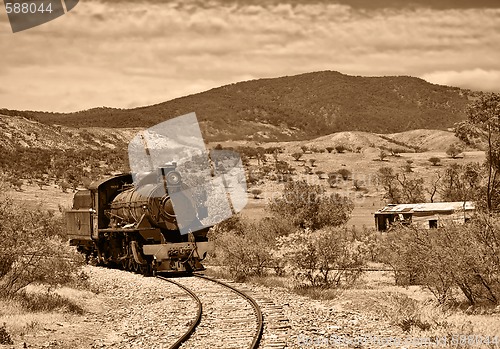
top-left (206, 262), bottom-right (500, 347)
top-left (237, 145), bottom-right (486, 229)
top-left (0, 284), bottom-right (93, 341)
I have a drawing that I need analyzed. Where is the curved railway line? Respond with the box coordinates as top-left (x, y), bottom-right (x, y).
top-left (158, 274), bottom-right (264, 349)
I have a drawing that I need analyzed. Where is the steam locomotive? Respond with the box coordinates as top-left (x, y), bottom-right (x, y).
top-left (66, 163), bottom-right (213, 275)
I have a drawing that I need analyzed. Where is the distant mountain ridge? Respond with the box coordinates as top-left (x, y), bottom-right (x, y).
top-left (1, 71), bottom-right (476, 142)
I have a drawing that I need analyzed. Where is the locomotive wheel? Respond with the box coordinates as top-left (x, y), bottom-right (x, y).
top-left (126, 257), bottom-right (134, 271)
top-left (132, 260), bottom-right (140, 273)
top-left (120, 258), bottom-right (128, 270)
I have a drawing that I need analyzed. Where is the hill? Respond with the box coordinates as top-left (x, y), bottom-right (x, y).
top-left (0, 71), bottom-right (476, 142)
top-left (285, 129), bottom-right (466, 155)
top-left (0, 114), bottom-right (135, 152)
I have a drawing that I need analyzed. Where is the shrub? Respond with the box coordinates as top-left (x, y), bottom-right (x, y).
top-left (276, 227), bottom-right (365, 287)
top-left (382, 293), bottom-right (433, 333)
top-left (381, 217), bottom-right (500, 306)
top-left (251, 189), bottom-right (262, 199)
top-left (429, 157), bottom-right (441, 166)
top-left (0, 189), bottom-right (84, 297)
top-left (291, 152), bottom-right (303, 161)
top-left (309, 158), bottom-right (317, 167)
top-left (315, 170), bottom-right (325, 179)
top-left (0, 323), bottom-right (12, 345)
top-left (446, 144), bottom-right (463, 159)
top-left (335, 145), bottom-right (347, 153)
top-left (352, 179), bottom-right (364, 191)
top-left (60, 180), bottom-right (71, 193)
top-left (404, 159), bottom-right (414, 173)
top-left (379, 150), bottom-right (388, 161)
top-left (275, 160), bottom-right (294, 175)
top-left (269, 180), bottom-right (354, 230)
top-left (337, 168), bottom-right (352, 180)
top-left (213, 216), bottom-right (294, 280)
top-left (15, 290), bottom-right (84, 314)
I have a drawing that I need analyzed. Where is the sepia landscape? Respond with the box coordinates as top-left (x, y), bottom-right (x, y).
top-left (1, 0), bottom-right (500, 348)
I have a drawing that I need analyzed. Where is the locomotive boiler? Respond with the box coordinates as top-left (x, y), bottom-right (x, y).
top-left (66, 163), bottom-right (213, 274)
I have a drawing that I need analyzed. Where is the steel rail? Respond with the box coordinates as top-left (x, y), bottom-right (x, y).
top-left (157, 276), bottom-right (203, 349)
top-left (193, 273), bottom-right (264, 349)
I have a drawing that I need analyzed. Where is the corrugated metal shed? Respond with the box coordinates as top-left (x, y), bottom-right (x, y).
top-left (374, 201), bottom-right (475, 231)
top-left (376, 201), bottom-right (475, 214)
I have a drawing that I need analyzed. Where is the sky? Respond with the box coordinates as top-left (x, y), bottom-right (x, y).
top-left (0, 0), bottom-right (499, 112)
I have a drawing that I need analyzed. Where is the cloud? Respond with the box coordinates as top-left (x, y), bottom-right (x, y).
top-left (0, 1), bottom-right (499, 111)
top-left (422, 69), bottom-right (500, 92)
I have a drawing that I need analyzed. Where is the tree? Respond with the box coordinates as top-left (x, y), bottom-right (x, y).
top-left (335, 145), bottom-right (347, 153)
top-left (10, 178), bottom-right (23, 191)
top-left (379, 150), bottom-right (388, 161)
top-left (465, 93), bottom-right (500, 212)
top-left (429, 157), bottom-right (441, 166)
top-left (404, 159), bottom-right (413, 173)
top-left (251, 189), bottom-right (262, 199)
top-left (292, 152), bottom-right (303, 161)
top-left (378, 167), bottom-right (401, 203)
top-left (309, 158), bottom-right (317, 167)
top-left (326, 147), bottom-right (334, 154)
top-left (394, 172), bottom-right (426, 203)
top-left (454, 120), bottom-right (482, 146)
top-left (327, 172), bottom-right (341, 188)
top-left (426, 171), bottom-right (442, 203)
top-left (377, 167), bottom-right (425, 204)
top-left (315, 170), bottom-right (325, 179)
top-left (300, 145), bottom-right (308, 153)
top-left (446, 144), bottom-right (463, 159)
top-left (353, 179), bottom-right (364, 191)
top-left (337, 168), bottom-right (351, 181)
top-left (439, 163), bottom-right (481, 202)
top-left (60, 180), bottom-right (71, 193)
top-left (269, 180), bottom-right (354, 230)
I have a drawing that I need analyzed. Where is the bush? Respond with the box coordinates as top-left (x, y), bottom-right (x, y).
top-left (251, 189), bottom-right (262, 199)
top-left (269, 180), bottom-right (354, 230)
top-left (0, 188), bottom-right (84, 297)
top-left (0, 323), bottom-right (12, 345)
top-left (335, 145), bottom-right (347, 153)
top-left (15, 289), bottom-right (83, 314)
top-left (382, 293), bottom-right (432, 333)
top-left (381, 217), bottom-right (500, 306)
top-left (291, 152), bottom-right (302, 161)
top-left (352, 179), bottom-right (364, 191)
top-left (213, 216), bottom-right (293, 280)
top-left (337, 168), bottom-right (352, 180)
top-left (446, 144), bottom-right (463, 158)
top-left (429, 157), bottom-right (441, 166)
top-left (275, 227), bottom-right (365, 287)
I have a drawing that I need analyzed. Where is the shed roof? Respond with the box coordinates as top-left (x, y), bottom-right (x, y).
top-left (375, 201), bottom-right (475, 214)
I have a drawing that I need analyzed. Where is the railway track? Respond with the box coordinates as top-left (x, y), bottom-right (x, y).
top-left (158, 274), bottom-right (264, 349)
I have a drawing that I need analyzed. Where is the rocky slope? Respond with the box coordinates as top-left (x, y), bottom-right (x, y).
top-left (0, 113), bottom-right (138, 152)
